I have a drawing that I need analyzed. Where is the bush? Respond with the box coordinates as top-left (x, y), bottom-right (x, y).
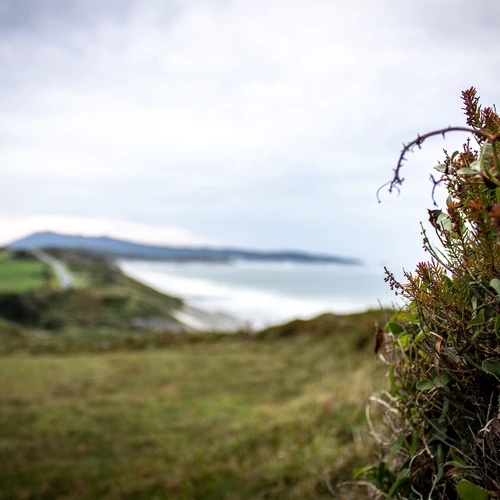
top-left (360, 89), bottom-right (500, 498)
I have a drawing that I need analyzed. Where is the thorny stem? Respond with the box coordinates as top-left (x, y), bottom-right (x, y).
top-left (377, 126), bottom-right (500, 202)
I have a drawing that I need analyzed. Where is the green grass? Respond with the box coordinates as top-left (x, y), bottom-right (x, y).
top-left (0, 252), bottom-right (48, 293)
top-left (0, 319), bottom-right (385, 499)
top-left (0, 251), bottom-right (183, 332)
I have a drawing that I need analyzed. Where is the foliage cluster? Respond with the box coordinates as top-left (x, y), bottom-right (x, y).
top-left (362, 89), bottom-right (500, 498)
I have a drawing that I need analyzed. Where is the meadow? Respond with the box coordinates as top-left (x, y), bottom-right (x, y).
top-left (0, 250), bottom-right (389, 499)
top-left (0, 251), bottom-right (49, 293)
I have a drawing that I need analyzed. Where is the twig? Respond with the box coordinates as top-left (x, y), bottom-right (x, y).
top-left (377, 126), bottom-right (500, 202)
top-left (324, 470), bottom-right (339, 498)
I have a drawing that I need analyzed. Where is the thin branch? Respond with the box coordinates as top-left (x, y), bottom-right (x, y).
top-left (324, 470), bottom-right (339, 498)
top-left (377, 126), bottom-right (500, 202)
top-left (429, 174), bottom-right (445, 207)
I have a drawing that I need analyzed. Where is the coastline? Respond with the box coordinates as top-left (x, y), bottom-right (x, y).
top-left (172, 304), bottom-right (248, 332)
top-left (117, 259), bottom-right (396, 332)
top-left (117, 260), bottom-right (248, 332)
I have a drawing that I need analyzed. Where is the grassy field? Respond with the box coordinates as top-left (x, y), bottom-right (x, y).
top-left (0, 250), bottom-right (390, 498)
top-left (0, 251), bottom-right (49, 293)
top-left (0, 311), bottom-right (387, 500)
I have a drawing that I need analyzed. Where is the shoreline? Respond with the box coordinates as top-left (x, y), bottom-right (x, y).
top-left (117, 260), bottom-right (248, 332)
top-left (117, 259), bottom-right (396, 332)
top-left (172, 304), bottom-right (249, 332)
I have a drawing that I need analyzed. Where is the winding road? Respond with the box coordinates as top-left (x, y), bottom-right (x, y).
top-left (32, 250), bottom-right (73, 290)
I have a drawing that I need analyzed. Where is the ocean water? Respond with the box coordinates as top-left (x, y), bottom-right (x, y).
top-left (119, 260), bottom-right (400, 328)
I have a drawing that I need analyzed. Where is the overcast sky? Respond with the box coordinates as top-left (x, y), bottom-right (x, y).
top-left (1, 0), bottom-right (499, 268)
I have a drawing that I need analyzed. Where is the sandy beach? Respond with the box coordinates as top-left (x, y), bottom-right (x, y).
top-left (172, 304), bottom-right (248, 332)
top-left (117, 260), bottom-right (248, 332)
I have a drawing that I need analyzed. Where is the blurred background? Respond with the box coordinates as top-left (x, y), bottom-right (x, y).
top-left (2, 0), bottom-right (498, 266)
top-left (1, 0), bottom-right (499, 498)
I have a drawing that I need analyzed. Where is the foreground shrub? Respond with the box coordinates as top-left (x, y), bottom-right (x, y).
top-left (360, 89), bottom-right (500, 498)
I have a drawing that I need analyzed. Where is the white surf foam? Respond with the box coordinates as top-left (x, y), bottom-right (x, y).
top-left (118, 260), bottom-right (395, 329)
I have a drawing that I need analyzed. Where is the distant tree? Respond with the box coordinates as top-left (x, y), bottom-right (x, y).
top-left (12, 250), bottom-right (36, 261)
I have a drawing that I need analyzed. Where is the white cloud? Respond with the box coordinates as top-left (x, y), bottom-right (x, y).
top-left (1, 0), bottom-right (499, 266)
top-left (0, 214), bottom-right (210, 247)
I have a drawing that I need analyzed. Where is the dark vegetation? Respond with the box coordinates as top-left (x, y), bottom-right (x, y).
top-left (362, 89), bottom-right (500, 498)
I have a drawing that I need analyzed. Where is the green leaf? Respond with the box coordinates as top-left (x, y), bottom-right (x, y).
top-left (434, 164), bottom-right (447, 173)
top-left (387, 468), bottom-right (409, 497)
top-left (372, 461), bottom-right (394, 487)
top-left (388, 322), bottom-right (404, 335)
top-left (414, 331), bottom-right (425, 343)
top-left (433, 371), bottom-right (451, 388)
top-left (467, 309), bottom-right (485, 328)
top-left (470, 329), bottom-right (484, 342)
top-left (416, 379), bottom-right (436, 391)
top-left (456, 480), bottom-right (489, 500)
top-left (442, 275), bottom-right (453, 289)
top-left (353, 465), bottom-right (374, 478)
top-left (386, 434), bottom-right (403, 463)
top-left (490, 279), bottom-right (500, 296)
top-left (443, 347), bottom-right (459, 363)
top-left (399, 333), bottom-right (410, 347)
top-left (496, 187), bottom-right (500, 204)
top-left (449, 448), bottom-right (465, 466)
top-left (437, 212), bottom-right (452, 231)
top-left (444, 458), bottom-right (476, 470)
top-left (409, 431), bottom-right (418, 457)
top-left (435, 443), bottom-right (444, 484)
top-left (438, 398), bottom-right (449, 423)
top-left (393, 311), bottom-right (418, 323)
top-left (434, 163), bottom-right (448, 174)
top-left (495, 314), bottom-right (500, 337)
top-left (481, 144), bottom-right (497, 172)
top-left (416, 372), bottom-right (451, 391)
top-left (389, 363), bottom-right (397, 395)
top-left (482, 359), bottom-right (500, 381)
top-left (471, 295), bottom-right (478, 311)
top-left (445, 448), bottom-right (472, 470)
top-left (457, 168), bottom-right (480, 175)
top-left (485, 306), bottom-right (495, 323)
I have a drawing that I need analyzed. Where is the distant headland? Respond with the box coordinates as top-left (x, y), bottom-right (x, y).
top-left (8, 231), bottom-right (362, 265)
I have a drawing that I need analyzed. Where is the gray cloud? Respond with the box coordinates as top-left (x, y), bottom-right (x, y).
top-left (1, 0), bottom-right (499, 266)
top-left (0, 0), bottom-right (137, 32)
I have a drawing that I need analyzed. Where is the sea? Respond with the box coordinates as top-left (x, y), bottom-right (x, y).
top-left (118, 260), bottom-right (401, 329)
